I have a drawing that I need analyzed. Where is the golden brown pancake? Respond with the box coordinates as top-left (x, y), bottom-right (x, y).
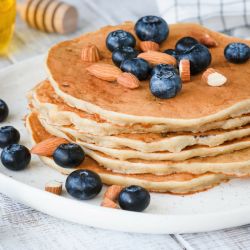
top-left (47, 22), bottom-right (250, 127)
top-left (30, 80), bottom-right (250, 153)
top-left (26, 112), bottom-right (230, 194)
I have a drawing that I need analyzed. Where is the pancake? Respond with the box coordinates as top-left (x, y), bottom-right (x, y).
top-left (40, 115), bottom-right (250, 161)
top-left (37, 113), bottom-right (250, 177)
top-left (26, 112), bottom-right (230, 194)
top-left (47, 22), bottom-right (250, 127)
top-left (30, 80), bottom-right (250, 153)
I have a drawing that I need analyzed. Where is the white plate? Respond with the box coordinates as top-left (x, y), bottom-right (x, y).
top-left (1, 55), bottom-right (250, 234)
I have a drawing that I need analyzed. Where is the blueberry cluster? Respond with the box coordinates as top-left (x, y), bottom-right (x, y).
top-left (105, 16), bottom-right (214, 99)
top-left (0, 100), bottom-right (30, 171)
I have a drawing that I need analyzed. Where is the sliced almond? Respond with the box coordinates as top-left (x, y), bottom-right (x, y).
top-left (138, 51), bottom-right (176, 66)
top-left (81, 44), bottom-right (101, 62)
top-left (117, 72), bottom-right (140, 89)
top-left (45, 180), bottom-right (62, 195)
top-left (202, 68), bottom-right (227, 87)
top-left (31, 137), bottom-right (68, 156)
top-left (104, 185), bottom-right (123, 201)
top-left (101, 197), bottom-right (119, 209)
top-left (139, 41), bottom-right (160, 52)
top-left (86, 63), bottom-right (122, 81)
top-left (179, 59), bottom-right (190, 83)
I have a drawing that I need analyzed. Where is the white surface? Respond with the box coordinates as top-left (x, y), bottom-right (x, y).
top-left (1, 55), bottom-right (250, 235)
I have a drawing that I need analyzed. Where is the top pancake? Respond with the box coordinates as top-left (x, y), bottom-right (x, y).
top-left (47, 22), bottom-right (250, 125)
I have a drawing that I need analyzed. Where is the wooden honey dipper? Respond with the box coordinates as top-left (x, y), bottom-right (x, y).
top-left (18, 0), bottom-right (78, 34)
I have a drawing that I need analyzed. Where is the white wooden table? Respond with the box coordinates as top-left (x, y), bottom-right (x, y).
top-left (1, 1), bottom-right (250, 249)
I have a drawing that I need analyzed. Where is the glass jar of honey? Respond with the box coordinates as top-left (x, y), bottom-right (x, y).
top-left (0, 0), bottom-right (16, 55)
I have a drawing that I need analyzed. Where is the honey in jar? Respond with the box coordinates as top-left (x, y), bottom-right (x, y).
top-left (0, 0), bottom-right (16, 55)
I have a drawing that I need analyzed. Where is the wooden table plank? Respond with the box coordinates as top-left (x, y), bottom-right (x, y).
top-left (0, 194), bottom-right (183, 250)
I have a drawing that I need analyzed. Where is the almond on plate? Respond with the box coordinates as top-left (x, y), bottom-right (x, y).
top-left (104, 185), bottom-right (123, 201)
top-left (101, 197), bottom-right (119, 209)
top-left (31, 137), bottom-right (68, 157)
top-left (202, 68), bottom-right (227, 87)
top-left (45, 180), bottom-right (63, 195)
top-left (87, 63), bottom-right (122, 81)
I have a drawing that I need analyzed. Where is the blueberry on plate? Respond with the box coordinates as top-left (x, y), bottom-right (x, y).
top-left (65, 169), bottom-right (103, 200)
top-left (112, 46), bottom-right (139, 67)
top-left (135, 15), bottom-right (169, 44)
top-left (175, 37), bottom-right (199, 52)
top-left (224, 42), bottom-right (250, 63)
top-left (120, 58), bottom-right (150, 80)
top-left (0, 99), bottom-right (9, 122)
top-left (118, 185), bottom-right (150, 212)
top-left (151, 64), bottom-right (178, 76)
top-left (106, 30), bottom-right (136, 52)
top-left (0, 126), bottom-right (20, 148)
top-left (1, 144), bottom-right (31, 171)
top-left (150, 71), bottom-right (182, 99)
top-left (53, 143), bottom-right (85, 168)
top-left (163, 49), bottom-right (179, 60)
top-left (178, 44), bottom-right (211, 74)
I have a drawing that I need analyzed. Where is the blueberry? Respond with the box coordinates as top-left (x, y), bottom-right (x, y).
top-left (106, 30), bottom-right (136, 52)
top-left (120, 58), bottom-right (150, 80)
top-left (175, 37), bottom-right (199, 52)
top-left (1, 144), bottom-right (31, 171)
top-left (178, 44), bottom-right (211, 74)
top-left (0, 99), bottom-right (9, 122)
top-left (65, 169), bottom-right (102, 200)
top-left (118, 185), bottom-right (150, 212)
top-left (151, 64), bottom-right (178, 76)
top-left (135, 15), bottom-right (169, 43)
top-left (0, 126), bottom-right (20, 148)
top-left (150, 71), bottom-right (182, 99)
top-left (53, 143), bottom-right (85, 168)
top-left (112, 46), bottom-right (139, 67)
top-left (164, 49), bottom-right (179, 60)
top-left (224, 42), bottom-right (250, 63)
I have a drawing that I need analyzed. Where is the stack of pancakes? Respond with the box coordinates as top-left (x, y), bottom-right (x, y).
top-left (26, 22), bottom-right (250, 194)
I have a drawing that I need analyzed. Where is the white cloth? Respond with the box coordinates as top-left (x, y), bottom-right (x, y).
top-left (156, 0), bottom-right (250, 38)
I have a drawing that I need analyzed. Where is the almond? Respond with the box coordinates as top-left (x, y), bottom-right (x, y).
top-left (138, 51), bottom-right (176, 66)
top-left (117, 72), bottom-right (140, 89)
top-left (199, 34), bottom-right (218, 47)
top-left (179, 59), bottom-right (190, 82)
top-left (45, 180), bottom-right (62, 195)
top-left (202, 68), bottom-right (227, 87)
top-left (81, 44), bottom-right (101, 62)
top-left (101, 197), bottom-right (119, 209)
top-left (86, 63), bottom-right (122, 81)
top-left (31, 137), bottom-right (68, 156)
top-left (104, 185), bottom-right (123, 201)
top-left (139, 41), bottom-right (159, 52)
top-left (191, 31), bottom-right (218, 47)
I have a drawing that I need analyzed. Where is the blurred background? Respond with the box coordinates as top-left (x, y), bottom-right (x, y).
top-left (1, 0), bottom-right (250, 64)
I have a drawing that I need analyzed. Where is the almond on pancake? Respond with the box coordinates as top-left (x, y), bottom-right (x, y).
top-left (47, 22), bottom-right (250, 126)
